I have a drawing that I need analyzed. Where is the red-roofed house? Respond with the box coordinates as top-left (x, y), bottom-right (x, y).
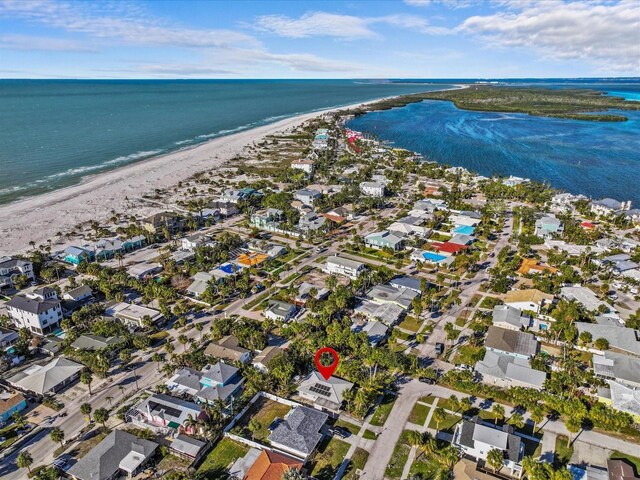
top-left (432, 242), bottom-right (468, 255)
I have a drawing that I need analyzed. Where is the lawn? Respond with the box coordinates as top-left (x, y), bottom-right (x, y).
top-left (334, 419), bottom-right (361, 436)
top-left (428, 412), bottom-right (461, 433)
top-left (453, 345), bottom-right (486, 366)
top-left (198, 438), bottom-right (249, 477)
top-left (398, 315), bottom-right (422, 333)
top-left (370, 394), bottom-right (397, 427)
top-left (232, 397), bottom-right (292, 442)
top-left (610, 451), bottom-right (640, 474)
top-left (480, 296), bottom-right (502, 309)
top-left (363, 429), bottom-right (378, 440)
top-left (309, 437), bottom-right (351, 480)
top-left (408, 402), bottom-right (431, 426)
top-left (0, 424), bottom-right (20, 451)
top-left (344, 447), bottom-right (369, 480)
top-left (409, 454), bottom-right (444, 479)
top-left (418, 396), bottom-right (434, 405)
top-left (554, 435), bottom-right (574, 466)
top-left (384, 431), bottom-right (412, 480)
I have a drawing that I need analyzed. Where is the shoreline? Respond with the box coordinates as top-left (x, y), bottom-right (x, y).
top-left (0, 88), bottom-right (460, 256)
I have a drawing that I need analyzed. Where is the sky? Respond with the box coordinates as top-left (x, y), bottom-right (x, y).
top-left (0, 0), bottom-right (639, 79)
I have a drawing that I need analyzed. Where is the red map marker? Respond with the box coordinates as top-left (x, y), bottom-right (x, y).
top-left (315, 347), bottom-right (339, 380)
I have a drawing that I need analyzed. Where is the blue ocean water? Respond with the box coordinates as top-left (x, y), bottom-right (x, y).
top-left (347, 83), bottom-right (640, 206)
top-left (0, 79), bottom-right (448, 204)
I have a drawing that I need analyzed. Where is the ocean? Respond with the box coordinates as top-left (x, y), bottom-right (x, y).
top-left (0, 79), bottom-right (447, 205)
top-left (1, 78), bottom-right (639, 206)
top-left (348, 80), bottom-right (640, 206)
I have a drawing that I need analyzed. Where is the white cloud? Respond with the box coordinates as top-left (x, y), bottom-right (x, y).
top-left (255, 11), bottom-right (451, 39)
top-left (0, 0), bottom-right (257, 48)
top-left (0, 34), bottom-right (96, 51)
top-left (459, 0), bottom-right (640, 73)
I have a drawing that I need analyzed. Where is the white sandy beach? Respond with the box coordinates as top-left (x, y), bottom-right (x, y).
top-left (0, 86), bottom-right (468, 256)
top-left (0, 98), bottom-right (383, 256)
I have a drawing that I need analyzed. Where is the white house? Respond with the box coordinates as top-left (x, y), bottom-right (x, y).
top-left (6, 287), bottom-right (62, 336)
top-left (324, 256), bottom-right (366, 280)
top-left (180, 233), bottom-right (210, 251)
top-left (263, 300), bottom-right (297, 322)
top-left (359, 181), bottom-right (385, 197)
top-left (0, 257), bottom-right (34, 290)
top-left (294, 188), bottom-right (322, 206)
top-left (291, 159), bottom-right (314, 174)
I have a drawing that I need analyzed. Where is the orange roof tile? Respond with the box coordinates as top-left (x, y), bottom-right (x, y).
top-left (516, 258), bottom-right (558, 275)
top-left (237, 253), bottom-right (269, 266)
top-left (244, 450), bottom-right (303, 480)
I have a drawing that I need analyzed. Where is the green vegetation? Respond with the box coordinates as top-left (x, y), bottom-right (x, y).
top-left (554, 435), bottom-right (574, 465)
top-left (408, 402), bottom-right (431, 425)
top-left (453, 345), bottom-right (485, 366)
top-left (309, 437), bottom-right (351, 480)
top-left (398, 315), bottom-right (422, 332)
top-left (344, 448), bottom-right (369, 480)
top-left (232, 397), bottom-right (291, 442)
top-left (370, 394), bottom-right (397, 426)
top-left (198, 438), bottom-right (249, 477)
top-left (334, 419), bottom-right (361, 436)
top-left (363, 429), bottom-right (378, 440)
top-left (385, 431), bottom-right (412, 480)
top-left (355, 86), bottom-right (640, 122)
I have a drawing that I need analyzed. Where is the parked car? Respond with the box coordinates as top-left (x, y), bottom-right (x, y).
top-left (435, 343), bottom-right (445, 356)
top-left (331, 426), bottom-right (351, 438)
top-left (418, 376), bottom-right (436, 384)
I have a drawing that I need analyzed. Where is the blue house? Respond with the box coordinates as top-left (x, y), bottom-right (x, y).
top-left (63, 246), bottom-right (95, 265)
top-left (0, 392), bottom-right (27, 423)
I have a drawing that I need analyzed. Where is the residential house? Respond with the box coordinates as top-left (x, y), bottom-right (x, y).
top-left (126, 262), bottom-right (163, 280)
top-left (492, 305), bottom-right (531, 331)
top-left (410, 250), bottom-right (456, 269)
top-left (502, 175), bottom-right (529, 187)
top-left (575, 323), bottom-right (640, 356)
top-left (591, 198), bottom-right (630, 217)
top-left (186, 272), bottom-right (214, 298)
top-left (389, 276), bottom-right (423, 294)
top-left (263, 300), bottom-right (297, 322)
top-left (181, 233), bottom-right (211, 251)
top-left (297, 372), bottom-right (354, 416)
top-left (294, 188), bottom-right (322, 206)
top-left (219, 187), bottom-right (258, 204)
top-left (38, 336), bottom-right (64, 356)
top-left (367, 284), bottom-right (418, 310)
top-left (0, 257), bottom-right (34, 290)
top-left (475, 351), bottom-right (546, 390)
top-left (593, 351), bottom-right (640, 388)
top-left (141, 212), bottom-right (183, 234)
top-left (252, 346), bottom-right (284, 372)
top-left (208, 200), bottom-right (239, 218)
top-left (0, 327), bottom-right (18, 348)
top-left (484, 326), bottom-right (538, 360)
top-left (7, 357), bottom-right (83, 395)
top-left (516, 259), bottom-right (558, 276)
top-left (291, 158), bottom-right (314, 174)
top-left (364, 230), bottom-right (405, 251)
top-left (502, 289), bottom-right (554, 314)
top-left (453, 419), bottom-right (524, 478)
top-left (268, 405), bottom-right (328, 459)
top-left (449, 211), bottom-right (482, 227)
top-left (63, 246), bottom-right (95, 265)
top-left (359, 181), bottom-right (385, 197)
top-left (535, 215), bottom-right (564, 238)
top-left (350, 319), bottom-right (388, 346)
top-left (67, 429), bottom-right (158, 480)
top-left (242, 450), bottom-right (303, 480)
top-left (251, 209), bottom-right (284, 229)
top-left (0, 391), bottom-right (27, 423)
top-left (431, 241), bottom-right (468, 256)
top-left (104, 301), bottom-right (164, 329)
top-left (354, 300), bottom-right (404, 326)
top-left (294, 282), bottom-right (329, 306)
top-left (169, 434), bottom-right (207, 464)
top-left (130, 394), bottom-right (207, 435)
top-left (600, 380), bottom-right (640, 421)
top-left (93, 237), bottom-right (125, 260)
top-left (599, 254), bottom-right (639, 275)
top-left (6, 287), bottom-right (62, 336)
top-left (63, 285), bottom-right (94, 303)
top-left (204, 335), bottom-right (251, 363)
top-left (560, 286), bottom-right (614, 313)
top-left (71, 334), bottom-right (124, 354)
top-left (166, 361), bottom-right (244, 406)
top-left (324, 256), bottom-right (366, 279)
top-left (449, 233), bottom-right (476, 247)
top-left (388, 216), bottom-right (431, 237)
top-left (298, 211), bottom-right (326, 232)
top-left (607, 459), bottom-right (638, 480)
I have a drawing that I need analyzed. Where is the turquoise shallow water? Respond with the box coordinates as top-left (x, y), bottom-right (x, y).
top-left (0, 79), bottom-right (448, 204)
top-left (347, 85), bottom-right (640, 206)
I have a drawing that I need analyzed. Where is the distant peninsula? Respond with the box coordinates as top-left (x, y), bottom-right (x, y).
top-left (353, 85), bottom-right (640, 122)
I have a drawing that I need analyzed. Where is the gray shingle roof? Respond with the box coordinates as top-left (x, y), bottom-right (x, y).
top-left (67, 429), bottom-right (158, 480)
top-left (268, 405), bottom-right (328, 456)
top-left (201, 361), bottom-right (239, 384)
top-left (6, 295), bottom-right (60, 315)
top-left (485, 326), bottom-right (538, 357)
top-left (7, 357), bottom-right (83, 395)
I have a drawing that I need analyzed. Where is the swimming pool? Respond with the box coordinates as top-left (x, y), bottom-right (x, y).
top-left (453, 225), bottom-right (475, 235)
top-left (421, 252), bottom-right (447, 262)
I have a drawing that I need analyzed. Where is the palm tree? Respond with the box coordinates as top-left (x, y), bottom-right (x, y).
top-left (492, 404), bottom-right (505, 425)
top-left (432, 407), bottom-right (447, 431)
top-left (507, 412), bottom-right (525, 430)
top-left (17, 451), bottom-right (33, 474)
top-left (178, 334), bottom-right (188, 352)
top-left (11, 411), bottom-right (27, 429)
top-left (50, 427), bottom-right (65, 449)
top-left (80, 371), bottom-right (93, 396)
top-left (80, 403), bottom-right (92, 422)
top-left (106, 396), bottom-right (113, 407)
top-left (118, 384), bottom-right (126, 399)
top-left (152, 353), bottom-right (164, 372)
top-left (283, 469), bottom-right (306, 480)
top-left (486, 448), bottom-right (504, 473)
top-left (530, 405), bottom-right (545, 433)
top-left (93, 408), bottom-right (109, 429)
top-left (565, 416), bottom-right (582, 444)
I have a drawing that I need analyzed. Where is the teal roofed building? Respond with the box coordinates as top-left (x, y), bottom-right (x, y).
top-left (364, 230), bottom-right (405, 251)
top-left (63, 246), bottom-right (95, 265)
